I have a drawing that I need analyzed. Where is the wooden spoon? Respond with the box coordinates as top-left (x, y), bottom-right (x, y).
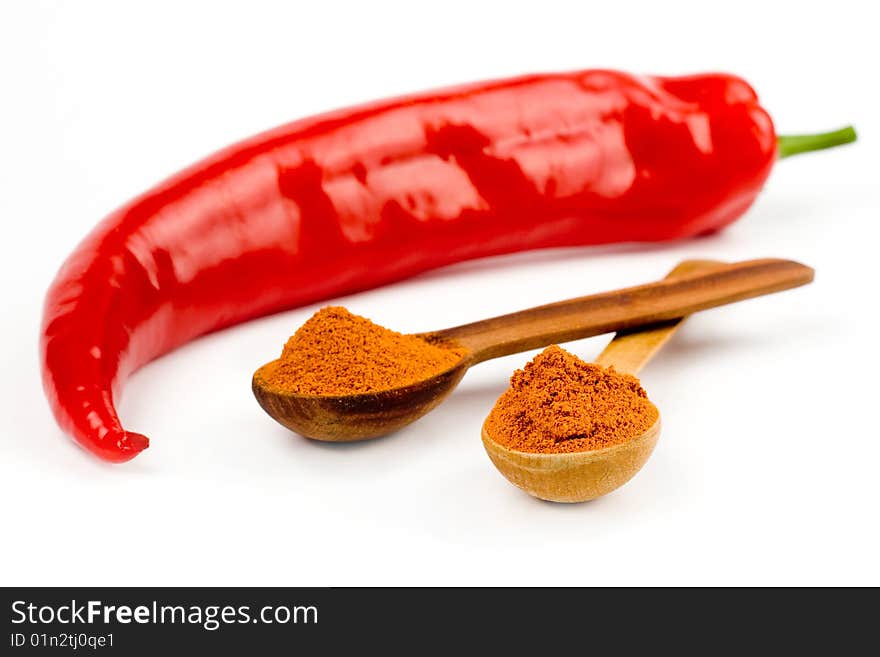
top-left (252, 258), bottom-right (813, 442)
top-left (481, 259), bottom-right (717, 503)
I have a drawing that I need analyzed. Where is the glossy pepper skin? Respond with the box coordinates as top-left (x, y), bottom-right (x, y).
top-left (38, 70), bottom-right (801, 462)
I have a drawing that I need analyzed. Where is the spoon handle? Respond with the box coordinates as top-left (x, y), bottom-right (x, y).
top-left (433, 258), bottom-right (813, 363)
top-left (594, 259), bottom-right (722, 375)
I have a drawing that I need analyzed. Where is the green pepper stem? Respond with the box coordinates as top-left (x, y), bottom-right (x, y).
top-left (777, 125), bottom-right (857, 159)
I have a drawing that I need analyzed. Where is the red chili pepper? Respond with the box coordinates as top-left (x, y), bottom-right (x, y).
top-left (40, 70), bottom-right (855, 462)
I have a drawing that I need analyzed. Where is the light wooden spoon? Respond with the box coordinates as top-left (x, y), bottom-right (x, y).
top-left (481, 259), bottom-right (716, 503)
top-left (253, 258), bottom-right (812, 442)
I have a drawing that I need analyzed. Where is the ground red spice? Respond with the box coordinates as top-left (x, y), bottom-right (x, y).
top-left (485, 345), bottom-right (658, 453)
top-left (261, 306), bottom-right (466, 395)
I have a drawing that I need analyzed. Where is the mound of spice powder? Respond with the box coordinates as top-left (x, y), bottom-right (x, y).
top-left (261, 306), bottom-right (466, 395)
top-left (485, 345), bottom-right (659, 453)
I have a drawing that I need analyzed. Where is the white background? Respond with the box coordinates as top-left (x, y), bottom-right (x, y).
top-left (2, 0), bottom-right (878, 586)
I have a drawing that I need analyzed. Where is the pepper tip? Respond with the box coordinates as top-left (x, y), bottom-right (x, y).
top-left (122, 431), bottom-right (150, 455)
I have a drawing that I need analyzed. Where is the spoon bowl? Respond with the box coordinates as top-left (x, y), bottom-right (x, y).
top-left (479, 259), bottom-right (726, 502)
top-left (252, 354), bottom-right (471, 441)
top-left (482, 413), bottom-right (661, 503)
top-left (252, 258), bottom-right (812, 442)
